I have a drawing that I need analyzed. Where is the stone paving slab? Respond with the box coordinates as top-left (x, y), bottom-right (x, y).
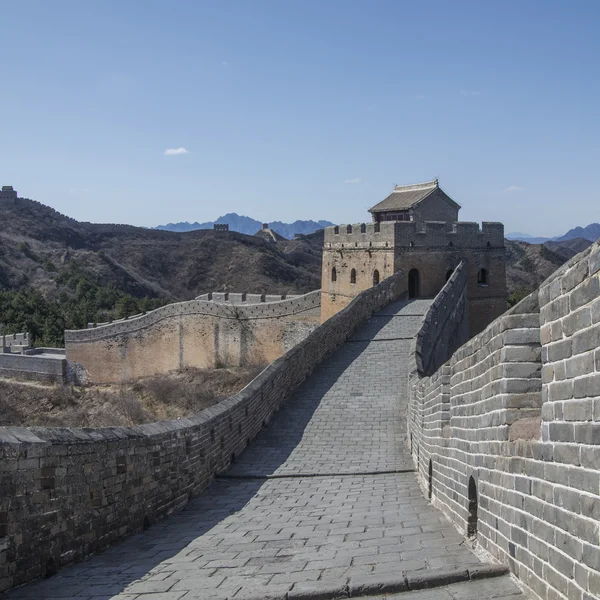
top-left (4, 473), bottom-right (485, 600)
top-left (227, 300), bottom-right (426, 478)
top-left (2, 299), bottom-right (529, 600)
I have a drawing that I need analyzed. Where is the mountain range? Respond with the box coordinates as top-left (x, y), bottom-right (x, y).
top-left (506, 223), bottom-right (600, 244)
top-left (156, 213), bottom-right (335, 239)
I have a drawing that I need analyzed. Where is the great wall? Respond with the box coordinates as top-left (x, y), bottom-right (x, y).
top-left (0, 181), bottom-right (599, 600)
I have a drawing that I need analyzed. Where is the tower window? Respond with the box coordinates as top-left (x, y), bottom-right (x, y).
top-left (477, 269), bottom-right (488, 286)
top-left (373, 270), bottom-right (380, 285)
top-left (331, 267), bottom-right (337, 282)
top-left (350, 269), bottom-right (357, 284)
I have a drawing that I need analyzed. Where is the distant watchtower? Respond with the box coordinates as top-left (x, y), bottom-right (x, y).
top-left (321, 179), bottom-right (506, 337)
top-left (0, 186), bottom-right (17, 206)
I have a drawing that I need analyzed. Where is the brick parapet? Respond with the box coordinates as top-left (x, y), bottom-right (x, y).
top-left (324, 221), bottom-right (504, 249)
top-left (408, 242), bottom-right (600, 600)
top-left (67, 291), bottom-right (321, 343)
top-left (413, 260), bottom-right (469, 377)
top-left (0, 353), bottom-right (66, 384)
top-left (0, 271), bottom-right (406, 592)
top-left (538, 240), bottom-right (600, 445)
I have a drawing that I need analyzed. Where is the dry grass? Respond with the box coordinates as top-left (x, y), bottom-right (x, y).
top-left (0, 365), bottom-right (265, 428)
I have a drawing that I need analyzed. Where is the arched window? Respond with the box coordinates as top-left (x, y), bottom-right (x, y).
top-left (350, 268), bottom-right (357, 284)
top-left (331, 267), bottom-right (337, 282)
top-left (477, 268), bottom-right (488, 285)
top-left (446, 269), bottom-right (454, 281)
top-left (373, 270), bottom-right (380, 286)
top-left (360, 223), bottom-right (366, 233)
top-left (467, 476), bottom-right (478, 537)
top-left (346, 224), bottom-right (353, 234)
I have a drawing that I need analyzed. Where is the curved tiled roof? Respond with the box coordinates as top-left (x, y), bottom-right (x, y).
top-left (368, 179), bottom-right (460, 213)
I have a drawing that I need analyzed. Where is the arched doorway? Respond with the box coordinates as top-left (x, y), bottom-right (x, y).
top-left (408, 269), bottom-right (420, 298)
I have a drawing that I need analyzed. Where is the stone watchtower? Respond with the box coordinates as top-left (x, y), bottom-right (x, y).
top-left (321, 179), bottom-right (506, 336)
top-left (0, 186), bottom-right (18, 206)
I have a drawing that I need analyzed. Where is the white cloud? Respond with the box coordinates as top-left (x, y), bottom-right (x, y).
top-left (164, 147), bottom-right (189, 156)
top-left (460, 89), bottom-right (481, 97)
top-left (344, 178), bottom-right (362, 184)
top-left (503, 185), bottom-right (525, 194)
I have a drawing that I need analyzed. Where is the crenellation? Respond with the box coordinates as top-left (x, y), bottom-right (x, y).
top-left (65, 291), bottom-right (322, 383)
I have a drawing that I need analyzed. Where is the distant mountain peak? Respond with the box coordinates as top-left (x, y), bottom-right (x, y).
top-left (155, 213), bottom-right (335, 239)
top-left (557, 223), bottom-right (600, 242)
top-left (507, 222), bottom-right (600, 244)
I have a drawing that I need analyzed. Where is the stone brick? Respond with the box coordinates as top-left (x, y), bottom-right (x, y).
top-left (589, 247), bottom-right (600, 276)
top-left (572, 324), bottom-right (600, 356)
top-left (547, 339), bottom-right (572, 362)
top-left (573, 422), bottom-right (600, 445)
top-left (573, 373), bottom-right (600, 399)
top-left (570, 275), bottom-right (600, 311)
top-left (548, 380), bottom-right (574, 402)
top-left (565, 352), bottom-right (595, 379)
top-left (592, 297), bottom-right (600, 324)
top-left (562, 259), bottom-right (589, 294)
top-left (562, 400), bottom-right (593, 422)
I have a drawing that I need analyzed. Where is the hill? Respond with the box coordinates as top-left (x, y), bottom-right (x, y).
top-left (0, 197), bottom-right (322, 345)
top-left (505, 237), bottom-right (593, 302)
top-left (556, 223), bottom-right (600, 242)
top-left (156, 212), bottom-right (334, 239)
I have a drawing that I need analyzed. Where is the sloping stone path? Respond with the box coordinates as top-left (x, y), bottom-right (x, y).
top-left (3, 300), bottom-right (528, 600)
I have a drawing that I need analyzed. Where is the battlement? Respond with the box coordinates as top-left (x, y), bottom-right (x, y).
top-left (195, 292), bottom-right (301, 304)
top-left (1, 332), bottom-right (30, 354)
top-left (323, 222), bottom-right (396, 248)
top-left (324, 221), bottom-right (504, 249)
top-left (67, 291), bottom-right (321, 343)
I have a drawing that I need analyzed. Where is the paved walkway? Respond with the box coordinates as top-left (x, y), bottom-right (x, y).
top-left (4, 300), bottom-right (527, 600)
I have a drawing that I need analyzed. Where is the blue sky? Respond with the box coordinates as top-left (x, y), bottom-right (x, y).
top-left (1, 1), bottom-right (599, 235)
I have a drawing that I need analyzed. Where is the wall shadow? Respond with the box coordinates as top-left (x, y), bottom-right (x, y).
top-left (3, 300), bottom-right (418, 599)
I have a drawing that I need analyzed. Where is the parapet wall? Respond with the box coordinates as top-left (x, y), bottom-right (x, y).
top-left (0, 352), bottom-right (66, 384)
top-left (0, 271), bottom-right (407, 592)
top-left (414, 260), bottom-right (469, 376)
top-left (408, 240), bottom-right (600, 600)
top-left (65, 292), bottom-right (321, 383)
top-left (195, 292), bottom-right (301, 304)
top-left (324, 221), bottom-right (504, 249)
top-left (1, 333), bottom-right (30, 353)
